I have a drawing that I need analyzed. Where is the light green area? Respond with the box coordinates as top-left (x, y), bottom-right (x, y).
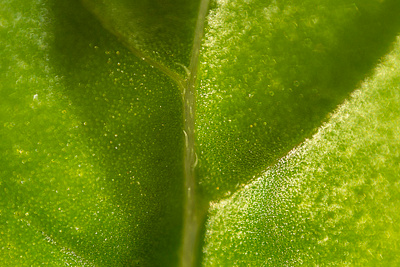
top-left (196, 0), bottom-right (400, 198)
top-left (82, 0), bottom-right (200, 75)
top-left (203, 36), bottom-right (400, 265)
top-left (0, 0), bottom-right (184, 265)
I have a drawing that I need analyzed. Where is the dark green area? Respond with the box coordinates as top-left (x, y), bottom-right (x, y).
top-left (1, 0), bottom-right (184, 265)
top-left (196, 0), bottom-right (400, 199)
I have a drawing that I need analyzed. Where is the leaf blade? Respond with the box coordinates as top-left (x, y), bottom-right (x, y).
top-left (196, 0), bottom-right (400, 199)
top-left (203, 35), bottom-right (400, 265)
top-left (1, 1), bottom-right (185, 265)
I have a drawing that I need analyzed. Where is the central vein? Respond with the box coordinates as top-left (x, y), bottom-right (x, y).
top-left (180, 0), bottom-right (210, 266)
top-left (94, 0), bottom-right (212, 263)
top-left (84, 0), bottom-right (211, 264)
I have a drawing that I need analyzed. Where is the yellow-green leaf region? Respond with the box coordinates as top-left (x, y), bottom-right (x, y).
top-left (203, 36), bottom-right (400, 266)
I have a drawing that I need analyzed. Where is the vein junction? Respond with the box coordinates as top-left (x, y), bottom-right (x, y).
top-left (92, 0), bottom-right (211, 265)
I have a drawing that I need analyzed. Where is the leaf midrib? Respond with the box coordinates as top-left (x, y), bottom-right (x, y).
top-left (86, 0), bottom-right (212, 265)
top-left (181, 1), bottom-right (211, 266)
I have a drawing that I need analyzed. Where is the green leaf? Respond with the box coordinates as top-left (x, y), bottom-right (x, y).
top-left (203, 35), bottom-right (400, 265)
top-left (1, 0), bottom-right (400, 266)
top-left (1, 0), bottom-right (185, 265)
top-left (196, 0), bottom-right (400, 198)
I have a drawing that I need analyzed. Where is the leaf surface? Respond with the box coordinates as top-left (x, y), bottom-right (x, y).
top-left (1, 0), bottom-right (184, 265)
top-left (196, 0), bottom-right (400, 198)
top-left (203, 36), bottom-right (400, 265)
top-left (1, 0), bottom-right (400, 266)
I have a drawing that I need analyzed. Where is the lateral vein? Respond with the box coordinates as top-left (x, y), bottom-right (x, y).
top-left (81, 0), bottom-right (185, 87)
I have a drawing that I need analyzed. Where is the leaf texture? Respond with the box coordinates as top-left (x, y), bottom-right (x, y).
top-left (196, 0), bottom-right (400, 198)
top-left (1, 0), bottom-right (184, 265)
top-left (203, 36), bottom-right (400, 265)
top-left (1, 0), bottom-right (400, 265)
